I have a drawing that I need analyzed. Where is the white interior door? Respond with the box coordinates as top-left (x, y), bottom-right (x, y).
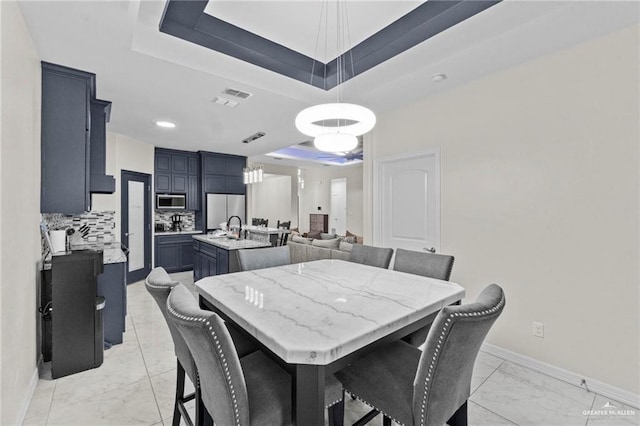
top-left (376, 151), bottom-right (440, 253)
top-left (330, 178), bottom-right (347, 235)
top-left (128, 180), bottom-right (145, 272)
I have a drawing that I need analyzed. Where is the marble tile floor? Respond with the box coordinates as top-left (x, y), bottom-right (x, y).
top-left (23, 271), bottom-right (638, 426)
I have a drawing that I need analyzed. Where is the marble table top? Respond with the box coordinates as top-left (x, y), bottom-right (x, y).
top-left (193, 235), bottom-right (271, 250)
top-left (196, 259), bottom-right (465, 365)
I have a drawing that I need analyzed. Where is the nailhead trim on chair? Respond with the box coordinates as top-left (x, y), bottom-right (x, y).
top-left (349, 393), bottom-right (405, 426)
top-left (418, 293), bottom-right (505, 426)
top-left (167, 304), bottom-right (242, 426)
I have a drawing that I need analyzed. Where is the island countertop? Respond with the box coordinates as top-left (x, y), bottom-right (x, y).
top-left (193, 235), bottom-right (271, 250)
top-left (243, 225), bottom-right (290, 235)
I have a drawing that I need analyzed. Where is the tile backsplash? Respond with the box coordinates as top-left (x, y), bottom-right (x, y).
top-left (41, 211), bottom-right (117, 260)
top-left (154, 210), bottom-right (195, 231)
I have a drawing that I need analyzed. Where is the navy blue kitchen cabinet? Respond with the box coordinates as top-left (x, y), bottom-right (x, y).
top-left (199, 152), bottom-right (246, 195)
top-left (41, 62), bottom-right (95, 214)
top-left (155, 234), bottom-right (195, 272)
top-left (89, 99), bottom-right (115, 194)
top-left (192, 239), bottom-right (240, 281)
top-left (155, 149), bottom-right (200, 210)
top-left (96, 262), bottom-right (126, 345)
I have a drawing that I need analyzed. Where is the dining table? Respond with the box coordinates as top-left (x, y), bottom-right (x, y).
top-left (196, 258), bottom-right (465, 426)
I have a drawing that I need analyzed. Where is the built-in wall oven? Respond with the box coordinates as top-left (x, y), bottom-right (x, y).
top-left (156, 194), bottom-right (186, 210)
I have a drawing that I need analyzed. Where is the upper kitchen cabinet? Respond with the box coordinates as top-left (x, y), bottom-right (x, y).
top-left (89, 99), bottom-right (115, 194)
top-left (199, 152), bottom-right (246, 195)
top-left (41, 62), bottom-right (95, 214)
top-left (154, 148), bottom-right (200, 210)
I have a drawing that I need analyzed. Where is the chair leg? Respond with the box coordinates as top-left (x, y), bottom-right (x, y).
top-left (446, 401), bottom-right (468, 426)
top-left (173, 359), bottom-right (186, 426)
top-left (328, 392), bottom-right (345, 426)
top-left (383, 415), bottom-right (392, 426)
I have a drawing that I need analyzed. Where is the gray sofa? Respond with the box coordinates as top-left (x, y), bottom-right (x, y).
top-left (287, 239), bottom-right (352, 263)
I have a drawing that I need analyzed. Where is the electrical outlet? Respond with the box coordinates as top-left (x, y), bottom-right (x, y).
top-left (532, 322), bottom-right (544, 338)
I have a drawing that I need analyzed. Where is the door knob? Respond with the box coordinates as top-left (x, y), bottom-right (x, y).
top-left (423, 247), bottom-right (436, 253)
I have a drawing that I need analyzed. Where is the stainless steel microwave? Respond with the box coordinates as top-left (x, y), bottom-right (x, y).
top-left (156, 194), bottom-right (186, 210)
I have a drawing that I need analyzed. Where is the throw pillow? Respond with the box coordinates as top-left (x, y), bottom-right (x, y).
top-left (346, 230), bottom-right (364, 244)
top-left (291, 235), bottom-right (312, 244)
top-left (311, 238), bottom-right (340, 249)
top-left (307, 231), bottom-right (322, 240)
top-left (320, 233), bottom-right (337, 240)
top-left (340, 235), bottom-right (357, 244)
top-left (339, 241), bottom-right (353, 252)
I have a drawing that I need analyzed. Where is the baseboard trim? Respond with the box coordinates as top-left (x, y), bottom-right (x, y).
top-left (16, 367), bottom-right (39, 425)
top-left (482, 343), bottom-right (640, 409)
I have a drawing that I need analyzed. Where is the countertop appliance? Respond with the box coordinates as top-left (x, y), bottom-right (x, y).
top-left (170, 214), bottom-right (183, 232)
top-left (156, 194), bottom-right (186, 210)
top-left (206, 194), bottom-right (245, 231)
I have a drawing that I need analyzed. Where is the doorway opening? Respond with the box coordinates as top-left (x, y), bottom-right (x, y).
top-left (330, 178), bottom-right (347, 235)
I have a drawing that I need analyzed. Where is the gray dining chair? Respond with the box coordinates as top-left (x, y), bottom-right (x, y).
top-left (237, 246), bottom-right (291, 271)
top-left (167, 284), bottom-right (345, 426)
top-left (349, 244), bottom-right (394, 269)
top-left (145, 268), bottom-right (258, 426)
top-left (393, 248), bottom-right (455, 347)
top-left (335, 284), bottom-right (505, 426)
top-left (393, 248), bottom-right (455, 281)
top-left (145, 268), bottom-right (199, 426)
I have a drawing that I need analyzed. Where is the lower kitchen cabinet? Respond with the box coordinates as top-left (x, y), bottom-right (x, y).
top-left (155, 234), bottom-right (196, 273)
top-left (192, 240), bottom-right (238, 281)
top-left (96, 262), bottom-right (127, 346)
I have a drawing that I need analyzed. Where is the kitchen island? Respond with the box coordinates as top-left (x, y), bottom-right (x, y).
top-left (244, 225), bottom-right (290, 246)
top-left (192, 235), bottom-right (271, 281)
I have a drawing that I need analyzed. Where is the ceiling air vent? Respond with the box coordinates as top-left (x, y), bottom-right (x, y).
top-left (212, 97), bottom-right (239, 108)
top-left (242, 132), bottom-right (266, 144)
top-left (223, 87), bottom-right (253, 99)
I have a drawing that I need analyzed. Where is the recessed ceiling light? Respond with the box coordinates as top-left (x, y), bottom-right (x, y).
top-left (155, 120), bottom-right (176, 128)
top-left (432, 73), bottom-right (447, 83)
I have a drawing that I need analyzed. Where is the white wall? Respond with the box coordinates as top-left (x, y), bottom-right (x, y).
top-left (249, 163), bottom-right (300, 229)
top-left (249, 174), bottom-right (292, 227)
top-left (92, 131), bottom-right (154, 240)
top-left (0, 2), bottom-right (42, 422)
top-left (298, 165), bottom-right (364, 236)
top-left (365, 25), bottom-right (639, 395)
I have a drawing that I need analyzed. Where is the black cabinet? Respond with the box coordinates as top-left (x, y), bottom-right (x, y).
top-left (41, 62), bottom-right (95, 214)
top-left (155, 149), bottom-right (200, 210)
top-left (49, 251), bottom-right (104, 378)
top-left (155, 234), bottom-right (196, 273)
top-left (89, 99), bottom-right (115, 194)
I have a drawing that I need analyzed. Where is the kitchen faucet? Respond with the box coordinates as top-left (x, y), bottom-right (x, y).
top-left (227, 216), bottom-right (243, 239)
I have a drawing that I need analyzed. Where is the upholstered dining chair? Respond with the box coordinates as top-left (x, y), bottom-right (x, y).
top-left (145, 268), bottom-right (257, 426)
top-left (145, 268), bottom-right (200, 426)
top-left (237, 246), bottom-right (291, 271)
top-left (167, 284), bottom-right (345, 426)
top-left (349, 244), bottom-right (394, 269)
top-left (335, 284), bottom-right (505, 426)
top-left (393, 248), bottom-right (455, 347)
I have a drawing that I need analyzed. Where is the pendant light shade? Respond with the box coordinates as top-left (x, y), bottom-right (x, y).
top-left (314, 133), bottom-right (358, 153)
top-left (293, 2), bottom-right (376, 153)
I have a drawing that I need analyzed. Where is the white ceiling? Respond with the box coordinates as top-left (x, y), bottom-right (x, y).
top-left (18, 1), bottom-right (639, 167)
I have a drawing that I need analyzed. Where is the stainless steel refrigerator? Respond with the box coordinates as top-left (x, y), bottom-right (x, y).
top-left (206, 194), bottom-right (246, 230)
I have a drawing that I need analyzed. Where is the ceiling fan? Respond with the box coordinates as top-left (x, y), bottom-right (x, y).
top-left (317, 150), bottom-right (363, 162)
